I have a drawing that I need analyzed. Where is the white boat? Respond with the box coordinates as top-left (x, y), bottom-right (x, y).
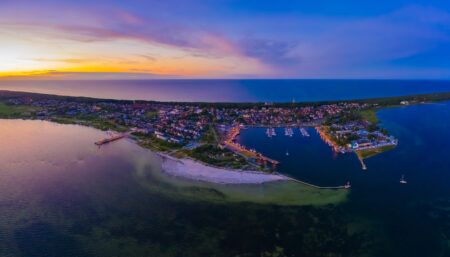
top-left (344, 181), bottom-right (351, 189)
top-left (286, 150), bottom-right (289, 156)
top-left (400, 175), bottom-right (407, 184)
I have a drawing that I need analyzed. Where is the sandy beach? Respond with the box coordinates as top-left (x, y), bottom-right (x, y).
top-left (159, 154), bottom-right (289, 184)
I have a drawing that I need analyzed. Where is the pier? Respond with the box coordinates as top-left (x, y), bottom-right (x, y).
top-left (95, 133), bottom-right (126, 146)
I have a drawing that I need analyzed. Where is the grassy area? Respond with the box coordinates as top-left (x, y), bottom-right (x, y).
top-left (0, 102), bottom-right (38, 118)
top-left (133, 132), bottom-right (183, 152)
top-left (356, 144), bottom-right (396, 159)
top-left (186, 144), bottom-right (252, 170)
top-left (145, 110), bottom-right (158, 119)
top-left (199, 125), bottom-right (219, 144)
top-left (359, 109), bottom-right (379, 124)
top-left (50, 116), bottom-right (128, 132)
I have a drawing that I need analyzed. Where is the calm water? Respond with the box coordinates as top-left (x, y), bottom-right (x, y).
top-left (0, 119), bottom-right (346, 257)
top-left (237, 101), bottom-right (450, 256)
top-left (1, 101), bottom-right (450, 256)
top-left (1, 79), bottom-right (450, 102)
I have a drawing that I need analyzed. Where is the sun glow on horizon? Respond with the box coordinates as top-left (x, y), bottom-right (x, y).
top-left (0, 24), bottom-right (270, 79)
top-left (1, 1), bottom-right (450, 79)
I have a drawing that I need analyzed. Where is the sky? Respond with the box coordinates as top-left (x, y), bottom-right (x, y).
top-left (0, 0), bottom-right (450, 79)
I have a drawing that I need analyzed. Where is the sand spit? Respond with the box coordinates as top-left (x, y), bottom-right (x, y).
top-left (159, 154), bottom-right (289, 184)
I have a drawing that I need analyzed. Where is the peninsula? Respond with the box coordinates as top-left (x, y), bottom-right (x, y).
top-left (1, 90), bottom-right (449, 184)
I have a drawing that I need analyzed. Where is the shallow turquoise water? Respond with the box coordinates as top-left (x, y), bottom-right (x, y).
top-left (0, 119), bottom-right (348, 257)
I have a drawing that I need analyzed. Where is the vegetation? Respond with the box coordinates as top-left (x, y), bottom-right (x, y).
top-left (199, 125), bottom-right (219, 144)
top-left (185, 144), bottom-right (251, 170)
top-left (145, 110), bottom-right (158, 119)
top-left (0, 102), bottom-right (38, 118)
top-left (356, 144), bottom-right (396, 159)
top-left (2, 89), bottom-right (450, 109)
top-left (359, 109), bottom-right (378, 124)
top-left (132, 132), bottom-right (183, 152)
top-left (50, 115), bottom-right (128, 132)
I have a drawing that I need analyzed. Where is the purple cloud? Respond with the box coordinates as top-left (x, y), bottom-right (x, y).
top-left (238, 38), bottom-right (300, 67)
top-left (1, 1), bottom-right (450, 78)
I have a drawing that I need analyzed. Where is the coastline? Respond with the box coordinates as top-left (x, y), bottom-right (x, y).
top-left (154, 152), bottom-right (292, 185)
top-left (158, 153), bottom-right (290, 184)
top-left (4, 89), bottom-right (448, 187)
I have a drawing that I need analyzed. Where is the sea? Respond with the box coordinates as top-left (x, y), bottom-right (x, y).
top-left (1, 79), bottom-right (450, 102)
top-left (1, 80), bottom-right (450, 257)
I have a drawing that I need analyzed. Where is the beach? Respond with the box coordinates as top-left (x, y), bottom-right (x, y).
top-left (159, 154), bottom-right (289, 184)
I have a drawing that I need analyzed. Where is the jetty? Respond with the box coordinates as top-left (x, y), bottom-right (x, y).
top-left (95, 133), bottom-right (126, 146)
top-left (288, 176), bottom-right (351, 190)
top-left (358, 155), bottom-right (367, 170)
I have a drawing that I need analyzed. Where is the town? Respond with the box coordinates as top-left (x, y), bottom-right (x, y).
top-left (1, 91), bottom-right (399, 171)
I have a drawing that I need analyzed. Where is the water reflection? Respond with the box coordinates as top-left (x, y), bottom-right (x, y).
top-left (0, 119), bottom-right (351, 256)
top-left (2, 79), bottom-right (450, 102)
top-left (4, 103), bottom-right (450, 257)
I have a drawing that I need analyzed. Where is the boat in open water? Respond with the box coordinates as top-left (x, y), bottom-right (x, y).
top-left (400, 175), bottom-right (407, 184)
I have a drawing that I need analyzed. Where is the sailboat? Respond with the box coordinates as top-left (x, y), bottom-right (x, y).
top-left (286, 150), bottom-right (289, 156)
top-left (400, 175), bottom-right (407, 184)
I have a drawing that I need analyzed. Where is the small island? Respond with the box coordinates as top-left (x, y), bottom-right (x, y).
top-left (1, 90), bottom-right (449, 184)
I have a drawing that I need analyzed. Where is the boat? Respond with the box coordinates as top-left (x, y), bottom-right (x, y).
top-left (286, 150), bottom-right (289, 156)
top-left (344, 181), bottom-right (351, 189)
top-left (400, 175), bottom-right (407, 184)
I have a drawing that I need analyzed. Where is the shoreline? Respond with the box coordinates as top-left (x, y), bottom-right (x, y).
top-left (157, 152), bottom-right (349, 188)
top-left (157, 153), bottom-right (290, 184)
top-left (0, 117), bottom-right (348, 187)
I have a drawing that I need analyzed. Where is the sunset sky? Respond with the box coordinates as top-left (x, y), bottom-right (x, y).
top-left (1, 0), bottom-right (450, 79)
